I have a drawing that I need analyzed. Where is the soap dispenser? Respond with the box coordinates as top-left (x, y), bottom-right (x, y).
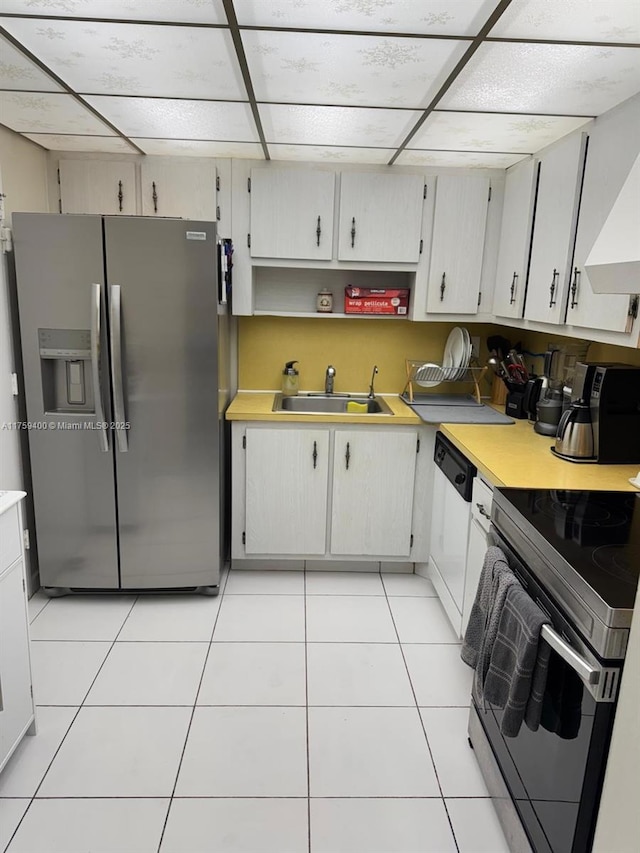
top-left (282, 360), bottom-right (299, 396)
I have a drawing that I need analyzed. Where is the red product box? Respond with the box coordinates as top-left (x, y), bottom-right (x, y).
top-left (344, 286), bottom-right (410, 315)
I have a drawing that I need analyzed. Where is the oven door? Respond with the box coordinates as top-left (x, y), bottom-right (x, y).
top-left (475, 529), bottom-right (621, 853)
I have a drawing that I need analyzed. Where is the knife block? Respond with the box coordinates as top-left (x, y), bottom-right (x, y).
top-left (490, 374), bottom-right (508, 405)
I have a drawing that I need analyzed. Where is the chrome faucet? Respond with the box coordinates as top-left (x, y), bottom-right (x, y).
top-left (368, 365), bottom-right (378, 399)
top-left (325, 365), bottom-right (336, 394)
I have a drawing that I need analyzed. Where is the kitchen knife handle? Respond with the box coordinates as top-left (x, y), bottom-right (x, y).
top-left (109, 285), bottom-right (129, 452)
top-left (90, 283), bottom-right (109, 452)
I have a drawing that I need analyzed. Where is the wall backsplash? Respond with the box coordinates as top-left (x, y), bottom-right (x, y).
top-left (520, 330), bottom-right (640, 374)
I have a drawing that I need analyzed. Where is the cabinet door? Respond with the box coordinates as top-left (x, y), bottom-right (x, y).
top-left (244, 428), bottom-right (329, 554)
top-left (59, 159), bottom-right (136, 215)
top-left (0, 558), bottom-right (34, 771)
top-left (566, 103), bottom-right (640, 334)
top-left (462, 518), bottom-right (487, 638)
top-left (250, 168), bottom-right (335, 260)
top-left (141, 160), bottom-right (218, 220)
top-left (331, 429), bottom-right (417, 556)
top-left (425, 175), bottom-right (490, 314)
top-left (493, 159), bottom-right (538, 318)
top-left (338, 172), bottom-right (425, 262)
top-left (524, 132), bottom-right (587, 325)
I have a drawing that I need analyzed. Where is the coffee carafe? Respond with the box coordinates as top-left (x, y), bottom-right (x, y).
top-left (552, 399), bottom-right (595, 461)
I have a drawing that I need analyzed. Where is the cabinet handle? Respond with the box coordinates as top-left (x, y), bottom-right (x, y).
top-left (509, 272), bottom-right (518, 304)
top-left (440, 272), bottom-right (446, 301)
top-left (118, 180), bottom-right (123, 212)
top-left (476, 503), bottom-right (491, 519)
top-left (549, 269), bottom-right (559, 308)
top-left (350, 217), bottom-right (356, 248)
top-left (316, 216), bottom-right (321, 247)
top-left (312, 440), bottom-right (318, 469)
top-left (152, 181), bottom-right (158, 214)
top-left (626, 295), bottom-right (639, 333)
top-left (570, 267), bottom-right (580, 309)
top-left (345, 441), bottom-right (351, 470)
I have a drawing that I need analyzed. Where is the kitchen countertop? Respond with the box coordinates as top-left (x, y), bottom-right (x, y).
top-left (225, 391), bottom-right (422, 425)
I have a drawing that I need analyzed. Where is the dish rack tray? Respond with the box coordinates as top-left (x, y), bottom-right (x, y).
top-left (404, 359), bottom-right (488, 404)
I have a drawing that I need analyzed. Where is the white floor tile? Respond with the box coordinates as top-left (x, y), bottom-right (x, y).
top-left (6, 798), bottom-right (169, 853)
top-left (37, 706), bottom-right (191, 797)
top-left (446, 798), bottom-right (511, 853)
top-left (389, 597), bottom-right (460, 643)
top-left (310, 798), bottom-right (457, 853)
top-left (30, 641), bottom-right (111, 706)
top-left (306, 596), bottom-right (397, 643)
top-left (175, 707), bottom-right (307, 796)
top-left (305, 571), bottom-right (384, 595)
top-left (161, 798), bottom-right (308, 853)
top-left (198, 643), bottom-right (306, 706)
top-left (0, 707), bottom-right (77, 797)
top-left (85, 642), bottom-right (209, 705)
top-left (382, 573), bottom-right (437, 597)
top-left (420, 708), bottom-right (489, 797)
top-left (117, 594), bottom-right (221, 641)
top-left (29, 596), bottom-right (136, 641)
top-left (213, 595), bottom-right (305, 642)
top-left (403, 644), bottom-right (472, 707)
top-left (0, 799), bottom-right (30, 851)
top-left (27, 591), bottom-right (50, 623)
top-left (225, 569), bottom-right (305, 595)
top-left (309, 707), bottom-right (439, 797)
top-left (307, 643), bottom-right (414, 706)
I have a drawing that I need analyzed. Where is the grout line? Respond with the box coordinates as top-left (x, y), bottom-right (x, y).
top-left (303, 568), bottom-right (312, 853)
top-left (28, 594), bottom-right (52, 625)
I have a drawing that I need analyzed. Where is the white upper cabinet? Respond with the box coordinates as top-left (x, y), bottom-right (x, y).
top-left (337, 172), bottom-right (425, 263)
top-left (140, 160), bottom-right (218, 220)
top-left (492, 159), bottom-right (537, 319)
top-left (425, 175), bottom-right (490, 314)
top-left (523, 132), bottom-right (587, 325)
top-left (566, 99), bottom-right (640, 334)
top-left (249, 167), bottom-right (335, 260)
top-left (59, 159), bottom-right (136, 215)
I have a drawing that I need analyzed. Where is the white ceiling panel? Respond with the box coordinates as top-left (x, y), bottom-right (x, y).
top-left (23, 132), bottom-right (135, 151)
top-left (241, 30), bottom-right (467, 108)
top-left (259, 103), bottom-right (419, 146)
top-left (235, 0), bottom-right (497, 37)
top-left (0, 34), bottom-right (63, 91)
top-left (491, 0), bottom-right (640, 43)
top-left (2, 18), bottom-right (245, 99)
top-left (441, 42), bottom-right (640, 115)
top-left (85, 96), bottom-right (259, 140)
top-left (269, 144), bottom-right (396, 163)
top-left (0, 0), bottom-right (227, 24)
top-left (0, 91), bottom-right (116, 133)
top-left (396, 149), bottom-right (528, 168)
top-left (132, 139), bottom-right (265, 157)
top-left (412, 111), bottom-right (591, 153)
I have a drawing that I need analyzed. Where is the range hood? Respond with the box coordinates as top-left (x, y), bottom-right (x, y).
top-left (585, 154), bottom-right (640, 294)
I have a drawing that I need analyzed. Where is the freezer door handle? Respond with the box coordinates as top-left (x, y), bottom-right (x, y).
top-left (90, 283), bottom-right (109, 452)
top-left (109, 285), bottom-right (129, 452)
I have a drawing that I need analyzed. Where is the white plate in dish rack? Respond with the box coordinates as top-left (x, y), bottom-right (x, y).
top-left (413, 362), bottom-right (445, 388)
top-left (442, 327), bottom-right (471, 380)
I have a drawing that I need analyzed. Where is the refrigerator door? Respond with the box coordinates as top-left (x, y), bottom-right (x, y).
top-left (103, 217), bottom-right (220, 589)
top-left (12, 213), bottom-right (119, 589)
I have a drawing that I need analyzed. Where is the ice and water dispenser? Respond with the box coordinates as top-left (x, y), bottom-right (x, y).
top-left (38, 328), bottom-right (95, 414)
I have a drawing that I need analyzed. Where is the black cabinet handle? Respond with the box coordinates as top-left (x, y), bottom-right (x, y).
top-left (316, 216), bottom-right (321, 247)
top-left (509, 271), bottom-right (518, 304)
top-left (570, 267), bottom-right (580, 309)
top-left (350, 217), bottom-right (356, 248)
top-left (312, 440), bottom-right (318, 469)
top-left (118, 180), bottom-right (123, 212)
top-left (152, 181), bottom-right (158, 214)
top-left (440, 272), bottom-right (446, 301)
top-left (549, 269), bottom-right (559, 308)
top-left (345, 442), bottom-right (351, 470)
top-left (476, 503), bottom-right (491, 519)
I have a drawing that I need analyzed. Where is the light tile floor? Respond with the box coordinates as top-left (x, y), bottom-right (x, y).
top-left (2, 570), bottom-right (510, 853)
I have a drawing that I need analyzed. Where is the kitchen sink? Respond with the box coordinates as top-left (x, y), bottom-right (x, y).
top-left (272, 392), bottom-right (394, 415)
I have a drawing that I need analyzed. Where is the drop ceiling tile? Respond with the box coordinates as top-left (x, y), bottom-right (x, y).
top-left (132, 139), bottom-right (265, 157)
top-left (0, 91), bottom-right (116, 134)
top-left (2, 18), bottom-right (245, 99)
top-left (241, 30), bottom-right (467, 109)
top-left (440, 42), bottom-right (640, 115)
top-left (235, 0), bottom-right (496, 36)
top-left (269, 144), bottom-right (396, 163)
top-left (0, 0), bottom-right (226, 24)
top-left (23, 132), bottom-right (135, 151)
top-left (85, 96), bottom-right (258, 141)
top-left (491, 0), bottom-right (640, 43)
top-left (396, 149), bottom-right (528, 168)
top-left (259, 103), bottom-right (419, 147)
top-left (411, 111), bottom-right (592, 153)
top-left (0, 34), bottom-right (63, 91)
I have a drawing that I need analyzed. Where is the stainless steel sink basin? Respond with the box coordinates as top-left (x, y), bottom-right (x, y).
top-left (272, 393), bottom-right (394, 416)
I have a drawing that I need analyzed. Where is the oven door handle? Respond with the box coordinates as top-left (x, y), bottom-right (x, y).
top-left (541, 625), bottom-right (600, 686)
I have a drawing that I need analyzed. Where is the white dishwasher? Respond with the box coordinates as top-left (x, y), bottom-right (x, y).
top-left (428, 432), bottom-right (477, 638)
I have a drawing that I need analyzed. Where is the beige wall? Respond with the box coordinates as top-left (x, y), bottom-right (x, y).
top-left (0, 126), bottom-right (49, 223)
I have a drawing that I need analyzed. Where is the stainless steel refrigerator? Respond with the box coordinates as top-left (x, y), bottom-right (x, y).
top-left (12, 213), bottom-right (228, 594)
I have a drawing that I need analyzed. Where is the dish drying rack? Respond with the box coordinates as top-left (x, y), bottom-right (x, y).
top-left (403, 359), bottom-right (488, 404)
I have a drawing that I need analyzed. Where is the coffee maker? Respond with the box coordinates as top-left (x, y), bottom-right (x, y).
top-left (534, 343), bottom-right (589, 436)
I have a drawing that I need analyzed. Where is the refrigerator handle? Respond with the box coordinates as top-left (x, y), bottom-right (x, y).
top-left (109, 285), bottom-right (129, 452)
top-left (90, 283), bottom-right (109, 453)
